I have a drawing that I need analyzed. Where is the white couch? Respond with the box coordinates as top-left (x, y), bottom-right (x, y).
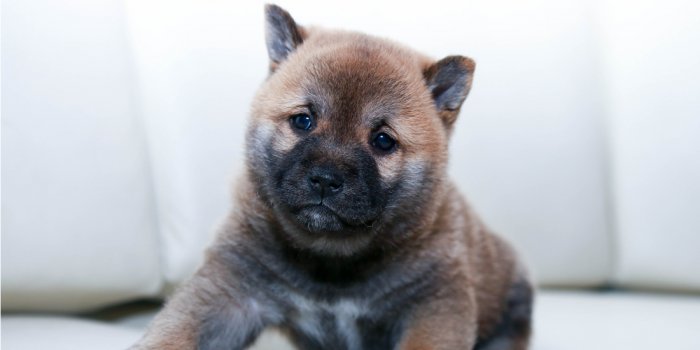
top-left (3, 0), bottom-right (700, 349)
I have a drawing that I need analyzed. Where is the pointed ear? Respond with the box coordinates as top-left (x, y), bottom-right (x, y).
top-left (265, 4), bottom-right (304, 71)
top-left (423, 55), bottom-right (476, 128)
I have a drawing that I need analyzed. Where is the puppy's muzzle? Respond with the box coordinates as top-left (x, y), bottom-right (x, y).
top-left (308, 165), bottom-right (344, 200)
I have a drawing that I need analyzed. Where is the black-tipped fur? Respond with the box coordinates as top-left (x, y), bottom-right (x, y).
top-left (424, 55), bottom-right (476, 127)
top-left (475, 277), bottom-right (534, 350)
top-left (265, 4), bottom-right (304, 66)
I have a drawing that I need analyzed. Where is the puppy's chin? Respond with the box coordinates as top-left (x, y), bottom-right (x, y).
top-left (294, 205), bottom-right (345, 233)
top-left (274, 204), bottom-right (377, 257)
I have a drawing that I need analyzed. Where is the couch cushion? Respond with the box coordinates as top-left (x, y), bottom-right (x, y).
top-left (1, 316), bottom-right (142, 350)
top-left (1, 0), bottom-right (162, 311)
top-left (122, 1), bottom-right (262, 287)
top-left (532, 290), bottom-right (700, 350)
top-left (597, 0), bottom-right (700, 292)
top-left (445, 0), bottom-right (611, 286)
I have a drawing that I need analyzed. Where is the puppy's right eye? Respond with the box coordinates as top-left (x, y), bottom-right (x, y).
top-left (290, 113), bottom-right (314, 131)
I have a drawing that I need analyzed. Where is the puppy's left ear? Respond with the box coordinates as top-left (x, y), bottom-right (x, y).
top-left (265, 4), bottom-right (305, 72)
top-left (424, 56), bottom-right (476, 128)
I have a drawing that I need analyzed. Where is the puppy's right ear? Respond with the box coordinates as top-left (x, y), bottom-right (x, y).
top-left (265, 4), bottom-right (304, 72)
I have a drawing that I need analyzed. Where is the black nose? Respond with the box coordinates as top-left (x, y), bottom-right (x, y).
top-left (308, 169), bottom-right (344, 198)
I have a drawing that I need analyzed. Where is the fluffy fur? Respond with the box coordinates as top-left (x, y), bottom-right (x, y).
top-left (131, 5), bottom-right (533, 350)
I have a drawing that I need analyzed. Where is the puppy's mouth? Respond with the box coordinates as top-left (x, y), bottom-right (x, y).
top-left (291, 203), bottom-right (368, 234)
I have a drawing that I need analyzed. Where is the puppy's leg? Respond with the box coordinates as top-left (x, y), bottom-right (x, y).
top-left (397, 289), bottom-right (479, 350)
top-left (474, 276), bottom-right (534, 350)
top-left (130, 258), bottom-right (268, 350)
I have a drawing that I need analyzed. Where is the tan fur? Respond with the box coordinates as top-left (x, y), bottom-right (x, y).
top-left (132, 5), bottom-right (531, 350)
top-left (251, 29), bottom-right (449, 183)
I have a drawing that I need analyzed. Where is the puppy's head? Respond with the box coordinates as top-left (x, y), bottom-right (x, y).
top-left (246, 5), bottom-right (475, 256)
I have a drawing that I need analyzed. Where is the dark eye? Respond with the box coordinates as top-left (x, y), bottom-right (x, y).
top-left (290, 113), bottom-right (314, 131)
top-left (372, 132), bottom-right (396, 152)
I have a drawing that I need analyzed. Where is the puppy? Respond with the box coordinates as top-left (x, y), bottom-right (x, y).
top-left (132, 4), bottom-right (533, 350)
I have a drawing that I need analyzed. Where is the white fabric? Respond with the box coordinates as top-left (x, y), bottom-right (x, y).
top-left (532, 291), bottom-right (700, 350)
top-left (1, 0), bottom-right (162, 311)
top-left (1, 316), bottom-right (142, 350)
top-left (597, 0), bottom-right (700, 291)
top-left (4, 291), bottom-right (700, 349)
top-left (439, 0), bottom-right (611, 286)
top-left (122, 0), bottom-right (261, 286)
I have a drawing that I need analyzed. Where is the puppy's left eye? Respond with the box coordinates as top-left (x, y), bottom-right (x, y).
top-left (372, 132), bottom-right (396, 152)
top-left (290, 113), bottom-right (314, 131)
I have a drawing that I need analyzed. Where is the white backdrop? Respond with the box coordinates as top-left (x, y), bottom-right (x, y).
top-left (3, 0), bottom-right (700, 311)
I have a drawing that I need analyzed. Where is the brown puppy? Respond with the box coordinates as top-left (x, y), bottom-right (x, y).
top-left (132, 5), bottom-right (533, 350)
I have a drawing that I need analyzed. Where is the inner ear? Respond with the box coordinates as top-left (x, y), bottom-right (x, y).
top-left (265, 4), bottom-right (305, 71)
top-left (424, 56), bottom-right (475, 127)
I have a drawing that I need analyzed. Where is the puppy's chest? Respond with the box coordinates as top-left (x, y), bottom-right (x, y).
top-left (282, 294), bottom-right (401, 350)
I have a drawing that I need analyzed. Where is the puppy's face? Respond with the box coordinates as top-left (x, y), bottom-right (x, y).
top-left (246, 5), bottom-right (474, 256)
